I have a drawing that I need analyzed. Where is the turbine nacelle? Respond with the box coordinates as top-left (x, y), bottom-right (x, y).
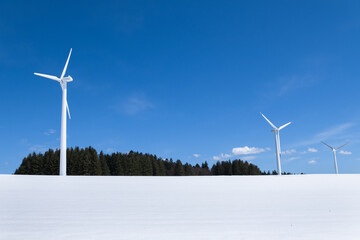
top-left (62, 76), bottom-right (73, 82)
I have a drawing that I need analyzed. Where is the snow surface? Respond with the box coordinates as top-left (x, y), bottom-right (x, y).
top-left (1, 174), bottom-right (360, 240)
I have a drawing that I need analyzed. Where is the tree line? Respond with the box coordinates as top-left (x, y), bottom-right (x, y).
top-left (14, 146), bottom-right (280, 176)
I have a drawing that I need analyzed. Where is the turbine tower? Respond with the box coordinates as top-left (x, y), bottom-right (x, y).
top-left (34, 49), bottom-right (73, 176)
top-left (321, 141), bottom-right (349, 174)
top-left (261, 113), bottom-right (291, 175)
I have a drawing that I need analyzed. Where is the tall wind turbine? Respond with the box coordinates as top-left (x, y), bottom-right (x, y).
top-left (261, 113), bottom-right (291, 175)
top-left (34, 49), bottom-right (73, 176)
top-left (321, 141), bottom-right (349, 174)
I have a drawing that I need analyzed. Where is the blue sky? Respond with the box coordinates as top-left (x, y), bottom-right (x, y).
top-left (1, 0), bottom-right (360, 174)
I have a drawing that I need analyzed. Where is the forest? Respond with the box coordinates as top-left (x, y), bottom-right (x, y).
top-left (14, 146), bottom-right (281, 176)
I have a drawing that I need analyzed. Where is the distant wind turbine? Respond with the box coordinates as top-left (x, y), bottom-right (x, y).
top-left (321, 141), bottom-right (349, 174)
top-left (261, 113), bottom-right (291, 175)
top-left (34, 49), bottom-right (73, 176)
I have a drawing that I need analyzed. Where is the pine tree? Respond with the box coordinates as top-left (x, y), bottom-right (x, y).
top-left (99, 151), bottom-right (110, 175)
top-left (174, 160), bottom-right (185, 176)
top-left (184, 163), bottom-right (195, 176)
top-left (200, 161), bottom-right (211, 175)
top-left (14, 147), bottom-right (273, 176)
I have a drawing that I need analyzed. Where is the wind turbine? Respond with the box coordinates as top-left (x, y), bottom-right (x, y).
top-left (321, 141), bottom-right (349, 174)
top-left (260, 113), bottom-right (291, 175)
top-left (34, 49), bottom-right (73, 176)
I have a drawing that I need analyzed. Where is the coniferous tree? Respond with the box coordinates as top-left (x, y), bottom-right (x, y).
top-left (157, 159), bottom-right (166, 176)
top-left (141, 154), bottom-right (153, 176)
top-left (184, 163), bottom-right (195, 176)
top-left (165, 158), bottom-right (175, 176)
top-left (174, 160), bottom-right (185, 176)
top-left (99, 151), bottom-right (110, 175)
top-left (14, 146), bottom-right (278, 176)
top-left (223, 160), bottom-right (232, 175)
top-left (200, 161), bottom-right (211, 175)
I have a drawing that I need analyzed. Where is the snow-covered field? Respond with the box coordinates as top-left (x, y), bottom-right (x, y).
top-left (1, 174), bottom-right (360, 239)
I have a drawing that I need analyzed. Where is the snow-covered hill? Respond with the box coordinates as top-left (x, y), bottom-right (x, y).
top-left (1, 174), bottom-right (360, 239)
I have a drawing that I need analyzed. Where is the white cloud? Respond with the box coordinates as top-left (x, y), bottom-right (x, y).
top-left (286, 157), bottom-right (301, 162)
top-left (308, 160), bottom-right (317, 165)
top-left (316, 123), bottom-right (354, 140)
top-left (105, 148), bottom-right (115, 153)
top-left (308, 148), bottom-right (318, 153)
top-left (119, 96), bottom-right (153, 115)
top-left (242, 156), bottom-right (257, 161)
top-left (339, 150), bottom-right (352, 155)
top-left (232, 146), bottom-right (267, 155)
top-left (213, 146), bottom-right (269, 161)
top-left (29, 145), bottom-right (47, 152)
top-left (294, 123), bottom-right (354, 147)
top-left (281, 149), bottom-right (296, 155)
top-left (44, 129), bottom-right (56, 136)
top-left (4, 162), bottom-right (9, 165)
top-left (193, 154), bottom-right (200, 158)
top-left (213, 153), bottom-right (232, 161)
top-left (277, 75), bottom-right (318, 96)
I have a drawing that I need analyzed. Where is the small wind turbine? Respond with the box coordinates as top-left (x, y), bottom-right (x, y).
top-left (261, 113), bottom-right (291, 175)
top-left (34, 49), bottom-right (73, 176)
top-left (321, 141), bottom-right (349, 174)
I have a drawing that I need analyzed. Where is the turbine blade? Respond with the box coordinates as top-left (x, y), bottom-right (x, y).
top-left (279, 122), bottom-right (291, 131)
top-left (260, 112), bottom-right (277, 129)
top-left (34, 73), bottom-right (60, 82)
top-left (66, 101), bottom-right (71, 119)
top-left (61, 48), bottom-right (72, 79)
top-left (336, 142), bottom-right (349, 151)
top-left (321, 141), bottom-right (333, 150)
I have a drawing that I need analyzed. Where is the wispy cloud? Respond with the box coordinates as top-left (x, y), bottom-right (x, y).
top-left (316, 123), bottom-right (354, 140)
top-left (29, 144), bottom-right (47, 152)
top-left (193, 154), bottom-right (200, 158)
top-left (339, 150), bottom-right (352, 155)
top-left (213, 153), bottom-right (232, 161)
top-left (308, 160), bottom-right (317, 165)
top-left (105, 148), bottom-right (116, 154)
top-left (44, 129), bottom-right (56, 136)
top-left (308, 148), bottom-right (318, 153)
top-left (242, 156), bottom-right (257, 161)
top-left (295, 122), bottom-right (354, 147)
top-left (281, 149), bottom-right (296, 155)
top-left (277, 74), bottom-right (318, 96)
top-left (4, 162), bottom-right (9, 165)
top-left (119, 96), bottom-right (153, 115)
top-left (285, 156), bottom-right (301, 162)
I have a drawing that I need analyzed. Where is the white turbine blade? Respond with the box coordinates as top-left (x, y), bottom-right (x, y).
top-left (61, 48), bottom-right (72, 79)
top-left (336, 142), bottom-right (349, 151)
top-left (260, 112), bottom-right (277, 129)
top-left (66, 101), bottom-right (71, 119)
top-left (34, 73), bottom-right (60, 82)
top-left (279, 122), bottom-right (291, 131)
top-left (321, 141), bottom-right (334, 150)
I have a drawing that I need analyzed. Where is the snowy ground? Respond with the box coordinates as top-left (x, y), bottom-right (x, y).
top-left (1, 175), bottom-right (360, 240)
